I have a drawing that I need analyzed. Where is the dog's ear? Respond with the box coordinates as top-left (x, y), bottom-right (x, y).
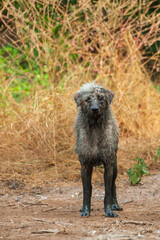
top-left (103, 89), bottom-right (114, 105)
top-left (74, 91), bottom-right (81, 107)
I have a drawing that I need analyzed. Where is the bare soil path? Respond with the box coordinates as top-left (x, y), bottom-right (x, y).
top-left (0, 171), bottom-right (160, 240)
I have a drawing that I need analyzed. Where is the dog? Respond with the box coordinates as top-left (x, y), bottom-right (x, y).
top-left (74, 83), bottom-right (122, 217)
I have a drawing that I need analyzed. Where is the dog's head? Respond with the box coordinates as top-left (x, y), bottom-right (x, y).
top-left (74, 83), bottom-right (114, 118)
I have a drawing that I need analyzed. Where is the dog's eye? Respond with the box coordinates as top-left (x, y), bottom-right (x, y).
top-left (85, 97), bottom-right (91, 102)
top-left (98, 95), bottom-right (104, 101)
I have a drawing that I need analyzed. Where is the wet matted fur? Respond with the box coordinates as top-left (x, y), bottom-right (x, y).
top-left (74, 83), bottom-right (123, 217)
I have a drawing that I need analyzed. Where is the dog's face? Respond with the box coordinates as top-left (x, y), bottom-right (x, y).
top-left (74, 83), bottom-right (114, 118)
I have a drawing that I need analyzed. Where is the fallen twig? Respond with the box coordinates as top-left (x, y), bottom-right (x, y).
top-left (31, 218), bottom-right (50, 223)
top-left (42, 207), bottom-right (56, 212)
top-left (122, 220), bottom-right (152, 226)
top-left (13, 225), bottom-right (32, 229)
top-left (121, 200), bottom-right (133, 204)
top-left (31, 229), bottom-right (58, 234)
top-left (0, 204), bottom-right (15, 207)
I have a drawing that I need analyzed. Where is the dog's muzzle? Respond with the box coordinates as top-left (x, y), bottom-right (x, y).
top-left (90, 105), bottom-right (100, 117)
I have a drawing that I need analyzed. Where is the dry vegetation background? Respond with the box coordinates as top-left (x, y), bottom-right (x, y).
top-left (0, 0), bottom-right (160, 187)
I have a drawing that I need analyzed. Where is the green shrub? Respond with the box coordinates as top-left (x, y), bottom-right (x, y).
top-left (127, 157), bottom-right (149, 185)
top-left (0, 44), bottom-right (49, 102)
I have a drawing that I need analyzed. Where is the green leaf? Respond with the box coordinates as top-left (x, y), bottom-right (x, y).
top-left (142, 169), bottom-right (149, 175)
top-left (53, 24), bottom-right (62, 38)
top-left (135, 156), bottom-right (139, 161)
top-left (34, 48), bottom-right (39, 57)
top-left (69, 53), bottom-right (79, 62)
top-left (131, 174), bottom-right (141, 185)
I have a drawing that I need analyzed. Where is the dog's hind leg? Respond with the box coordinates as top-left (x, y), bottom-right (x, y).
top-left (111, 161), bottom-right (123, 211)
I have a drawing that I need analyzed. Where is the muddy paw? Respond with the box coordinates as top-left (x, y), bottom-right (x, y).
top-left (112, 203), bottom-right (123, 211)
top-left (105, 210), bottom-right (118, 218)
top-left (80, 206), bottom-right (90, 216)
top-left (80, 210), bottom-right (90, 217)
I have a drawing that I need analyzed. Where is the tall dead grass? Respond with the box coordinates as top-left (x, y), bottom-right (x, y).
top-left (0, 0), bottom-right (160, 186)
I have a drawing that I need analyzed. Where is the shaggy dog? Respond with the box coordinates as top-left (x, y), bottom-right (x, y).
top-left (74, 83), bottom-right (122, 217)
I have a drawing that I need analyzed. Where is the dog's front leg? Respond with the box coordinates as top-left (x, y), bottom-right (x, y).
top-left (80, 163), bottom-right (93, 216)
top-left (104, 164), bottom-right (118, 217)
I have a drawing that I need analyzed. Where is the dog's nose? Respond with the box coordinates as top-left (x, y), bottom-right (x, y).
top-left (91, 106), bottom-right (99, 111)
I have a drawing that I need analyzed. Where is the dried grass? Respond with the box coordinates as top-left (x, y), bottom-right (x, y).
top-left (0, 0), bottom-right (160, 187)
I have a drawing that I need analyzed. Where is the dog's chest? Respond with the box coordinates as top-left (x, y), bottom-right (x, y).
top-left (87, 128), bottom-right (106, 153)
top-left (88, 125), bottom-right (115, 150)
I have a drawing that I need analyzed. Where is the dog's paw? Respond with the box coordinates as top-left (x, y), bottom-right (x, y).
top-left (105, 210), bottom-right (118, 218)
top-left (80, 206), bottom-right (90, 217)
top-left (80, 210), bottom-right (90, 217)
top-left (112, 203), bottom-right (123, 211)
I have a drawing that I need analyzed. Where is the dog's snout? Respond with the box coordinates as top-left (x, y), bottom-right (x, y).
top-left (91, 99), bottom-right (99, 112)
top-left (91, 106), bottom-right (99, 111)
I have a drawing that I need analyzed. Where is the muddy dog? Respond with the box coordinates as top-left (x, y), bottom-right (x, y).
top-left (74, 83), bottom-right (122, 217)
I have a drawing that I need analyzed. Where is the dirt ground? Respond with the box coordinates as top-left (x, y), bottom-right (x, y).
top-left (0, 171), bottom-right (160, 240)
